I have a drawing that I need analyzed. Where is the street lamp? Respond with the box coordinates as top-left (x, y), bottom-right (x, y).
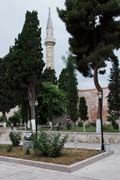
top-left (98, 91), bottom-right (105, 151)
top-left (35, 100), bottom-right (38, 133)
top-left (35, 100), bottom-right (38, 106)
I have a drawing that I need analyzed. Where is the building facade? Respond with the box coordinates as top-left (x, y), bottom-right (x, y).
top-left (78, 87), bottom-right (109, 121)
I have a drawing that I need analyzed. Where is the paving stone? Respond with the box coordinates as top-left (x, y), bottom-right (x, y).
top-left (0, 161), bottom-right (96, 180)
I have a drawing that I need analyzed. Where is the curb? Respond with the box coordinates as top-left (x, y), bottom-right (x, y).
top-left (70, 151), bottom-right (113, 172)
top-left (0, 151), bottom-right (113, 173)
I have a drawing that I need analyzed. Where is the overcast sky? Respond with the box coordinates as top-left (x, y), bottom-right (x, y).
top-left (0, 0), bottom-right (119, 89)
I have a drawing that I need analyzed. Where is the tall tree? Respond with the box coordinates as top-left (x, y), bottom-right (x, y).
top-left (79, 97), bottom-right (88, 121)
top-left (57, 0), bottom-right (120, 119)
top-left (6, 11), bottom-right (44, 124)
top-left (0, 58), bottom-right (16, 122)
top-left (107, 59), bottom-right (120, 124)
top-left (37, 83), bottom-right (66, 125)
top-left (42, 67), bottom-right (57, 85)
top-left (59, 55), bottom-right (78, 123)
top-left (58, 68), bottom-right (68, 92)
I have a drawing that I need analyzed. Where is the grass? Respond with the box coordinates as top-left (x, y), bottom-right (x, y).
top-left (41, 125), bottom-right (119, 133)
top-left (63, 125), bottom-right (96, 132)
top-left (0, 144), bottom-right (100, 165)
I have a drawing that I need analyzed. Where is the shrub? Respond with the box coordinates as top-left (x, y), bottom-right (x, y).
top-left (77, 121), bottom-right (83, 127)
top-left (34, 131), bottom-right (67, 157)
top-left (25, 147), bottom-right (30, 155)
top-left (90, 121), bottom-right (96, 127)
top-left (6, 145), bottom-right (13, 152)
top-left (9, 131), bottom-right (21, 146)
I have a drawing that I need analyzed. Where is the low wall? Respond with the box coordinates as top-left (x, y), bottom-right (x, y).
top-left (62, 132), bottom-right (120, 144)
top-left (0, 129), bottom-right (120, 144)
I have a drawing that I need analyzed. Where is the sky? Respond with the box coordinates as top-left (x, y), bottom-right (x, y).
top-left (0, 0), bottom-right (120, 89)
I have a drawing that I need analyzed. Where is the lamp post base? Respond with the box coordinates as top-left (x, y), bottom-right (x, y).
top-left (31, 119), bottom-right (36, 132)
top-left (96, 119), bottom-right (101, 133)
top-left (101, 143), bottom-right (105, 151)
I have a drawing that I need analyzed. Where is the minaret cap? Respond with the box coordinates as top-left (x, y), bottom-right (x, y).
top-left (47, 8), bottom-right (53, 29)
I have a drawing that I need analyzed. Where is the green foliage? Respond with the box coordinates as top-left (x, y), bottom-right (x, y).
top-left (58, 68), bottom-right (68, 92)
top-left (0, 58), bottom-right (16, 115)
top-left (42, 68), bottom-right (57, 85)
top-left (34, 131), bottom-right (67, 157)
top-left (89, 121), bottom-right (96, 127)
top-left (6, 145), bottom-right (13, 152)
top-left (59, 55), bottom-right (78, 123)
top-left (77, 120), bottom-right (83, 127)
top-left (25, 148), bottom-right (30, 155)
top-left (66, 121), bottom-right (72, 130)
top-left (37, 83), bottom-right (66, 124)
top-left (9, 131), bottom-right (21, 146)
top-left (107, 59), bottom-right (120, 122)
top-left (57, 0), bottom-right (120, 99)
top-left (20, 100), bottom-right (30, 125)
top-left (8, 110), bottom-right (22, 127)
top-left (7, 11), bottom-right (44, 85)
top-left (103, 124), bottom-right (118, 131)
top-left (6, 11), bottom-right (44, 120)
top-left (0, 116), bottom-right (4, 123)
top-left (79, 97), bottom-right (88, 121)
top-left (107, 114), bottom-right (119, 129)
top-left (58, 0), bottom-right (120, 76)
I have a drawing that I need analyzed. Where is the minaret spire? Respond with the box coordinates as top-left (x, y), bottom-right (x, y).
top-left (45, 8), bottom-right (55, 69)
top-left (47, 8), bottom-right (53, 29)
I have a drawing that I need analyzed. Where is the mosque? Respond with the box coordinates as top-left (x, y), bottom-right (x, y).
top-left (45, 9), bottom-right (109, 122)
top-left (4, 9), bottom-right (108, 122)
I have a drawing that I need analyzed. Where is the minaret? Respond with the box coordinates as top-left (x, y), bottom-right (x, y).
top-left (45, 8), bottom-right (55, 69)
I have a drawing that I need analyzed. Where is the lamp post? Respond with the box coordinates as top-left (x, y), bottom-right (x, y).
top-left (98, 91), bottom-right (105, 151)
top-left (35, 100), bottom-right (38, 133)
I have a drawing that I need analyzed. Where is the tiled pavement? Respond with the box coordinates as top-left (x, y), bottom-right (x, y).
top-left (73, 153), bottom-right (120, 180)
top-left (0, 161), bottom-right (97, 180)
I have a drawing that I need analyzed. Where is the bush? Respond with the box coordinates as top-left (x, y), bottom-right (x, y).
top-left (78, 121), bottom-right (83, 127)
top-left (6, 145), bottom-right (13, 152)
top-left (112, 121), bottom-right (119, 129)
top-left (8, 110), bottom-right (21, 128)
top-left (90, 121), bottom-right (96, 127)
top-left (34, 131), bottom-right (67, 157)
top-left (9, 131), bottom-right (21, 146)
top-left (0, 116), bottom-right (4, 123)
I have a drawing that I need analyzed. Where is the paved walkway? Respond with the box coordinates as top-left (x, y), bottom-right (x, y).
top-left (0, 161), bottom-right (96, 180)
top-left (71, 143), bottom-right (120, 180)
top-left (73, 153), bottom-right (120, 180)
top-left (0, 141), bottom-right (120, 180)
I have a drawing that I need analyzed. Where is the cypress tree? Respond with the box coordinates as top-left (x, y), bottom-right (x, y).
top-left (6, 11), bottom-right (44, 123)
top-left (79, 97), bottom-right (88, 121)
top-left (0, 58), bottom-right (16, 123)
top-left (42, 67), bottom-right (57, 85)
top-left (107, 59), bottom-right (120, 124)
top-left (58, 68), bottom-right (68, 92)
top-left (59, 55), bottom-right (78, 123)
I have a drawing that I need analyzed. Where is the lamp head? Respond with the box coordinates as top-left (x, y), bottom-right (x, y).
top-left (98, 91), bottom-right (102, 99)
top-left (35, 100), bottom-right (38, 106)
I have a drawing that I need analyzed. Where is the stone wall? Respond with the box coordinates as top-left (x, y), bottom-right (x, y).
top-left (64, 132), bottom-right (120, 144)
top-left (0, 129), bottom-right (120, 144)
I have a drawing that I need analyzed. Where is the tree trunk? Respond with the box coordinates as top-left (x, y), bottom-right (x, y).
top-left (27, 83), bottom-right (36, 120)
top-left (94, 67), bottom-right (103, 119)
top-left (26, 104), bottom-right (31, 129)
top-left (2, 111), bottom-right (7, 122)
top-left (94, 66), bottom-right (105, 151)
top-left (2, 111), bottom-right (7, 128)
